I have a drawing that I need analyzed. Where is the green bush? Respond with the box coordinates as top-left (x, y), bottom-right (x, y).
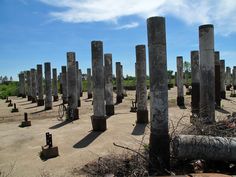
top-left (0, 82), bottom-right (18, 99)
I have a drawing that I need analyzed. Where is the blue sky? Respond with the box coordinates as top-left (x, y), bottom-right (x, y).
top-left (0, 0), bottom-right (236, 80)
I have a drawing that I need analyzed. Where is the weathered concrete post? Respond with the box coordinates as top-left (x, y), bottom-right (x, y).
top-left (76, 61), bottom-right (81, 107)
top-left (191, 51), bottom-right (200, 115)
top-left (136, 45), bottom-right (148, 123)
top-left (116, 62), bottom-right (123, 103)
top-left (61, 66), bottom-right (68, 104)
top-left (226, 67), bottom-right (231, 90)
top-left (147, 16), bottom-right (170, 173)
top-left (214, 51), bottom-right (221, 108)
top-left (104, 53), bottom-right (114, 116)
top-left (79, 69), bottom-right (83, 97)
top-left (18, 73), bottom-right (26, 98)
top-left (44, 62), bottom-right (52, 110)
top-left (26, 71), bottom-right (32, 101)
top-left (176, 56), bottom-right (184, 107)
top-left (91, 41), bottom-right (106, 131)
top-left (52, 68), bottom-right (58, 102)
top-left (199, 24), bottom-right (215, 123)
top-left (31, 69), bottom-right (37, 103)
top-left (120, 65), bottom-right (126, 97)
top-left (220, 60), bottom-right (226, 99)
top-left (67, 52), bottom-right (79, 120)
top-left (87, 68), bottom-right (92, 99)
top-left (233, 66), bottom-right (236, 90)
top-left (37, 64), bottom-right (44, 106)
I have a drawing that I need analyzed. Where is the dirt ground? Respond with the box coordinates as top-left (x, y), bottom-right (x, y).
top-left (0, 87), bottom-right (235, 177)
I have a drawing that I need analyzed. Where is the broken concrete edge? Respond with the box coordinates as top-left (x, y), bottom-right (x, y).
top-left (137, 109), bottom-right (149, 124)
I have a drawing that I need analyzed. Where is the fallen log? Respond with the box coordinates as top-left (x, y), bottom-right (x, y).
top-left (173, 135), bottom-right (236, 161)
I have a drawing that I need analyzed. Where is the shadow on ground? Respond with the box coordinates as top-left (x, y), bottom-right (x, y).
top-left (73, 131), bottom-right (103, 148)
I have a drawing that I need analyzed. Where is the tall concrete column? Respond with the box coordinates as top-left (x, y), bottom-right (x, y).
top-left (147, 16), bottom-right (170, 173)
top-left (31, 69), bottom-right (37, 103)
top-left (120, 65), bottom-right (125, 97)
top-left (220, 60), bottom-right (226, 99)
top-left (215, 51), bottom-right (221, 108)
top-left (87, 68), bottom-right (92, 98)
top-left (79, 69), bottom-right (83, 97)
top-left (52, 68), bottom-right (58, 102)
top-left (91, 41), bottom-right (106, 131)
top-left (233, 66), bottom-right (236, 90)
top-left (116, 62), bottom-right (123, 103)
top-left (104, 53), bottom-right (114, 116)
top-left (44, 62), bottom-right (52, 110)
top-left (76, 61), bottom-right (81, 107)
top-left (176, 56), bottom-right (184, 107)
top-left (226, 67), bottom-right (231, 90)
top-left (199, 24), bottom-right (215, 123)
top-left (37, 64), bottom-right (44, 106)
top-left (191, 51), bottom-right (200, 115)
top-left (26, 71), bottom-right (32, 101)
top-left (18, 73), bottom-right (26, 98)
top-left (67, 52), bottom-right (79, 119)
top-left (136, 45), bottom-right (148, 123)
top-left (61, 66), bottom-right (68, 104)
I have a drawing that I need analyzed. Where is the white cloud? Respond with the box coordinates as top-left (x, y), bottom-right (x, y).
top-left (115, 22), bottom-right (139, 30)
top-left (39, 0), bottom-right (236, 35)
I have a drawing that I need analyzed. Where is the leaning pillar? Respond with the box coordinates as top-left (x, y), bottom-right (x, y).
top-left (52, 68), bottom-right (58, 102)
top-left (31, 69), bottom-right (37, 103)
top-left (76, 61), bottom-right (81, 107)
top-left (136, 45), bottom-right (148, 123)
top-left (220, 60), bottom-right (226, 99)
top-left (226, 67), bottom-right (231, 91)
top-left (67, 52), bottom-right (79, 119)
top-left (116, 62), bottom-right (123, 103)
top-left (87, 68), bottom-right (92, 98)
top-left (44, 62), bottom-right (52, 110)
top-left (61, 66), bottom-right (68, 104)
top-left (91, 41), bottom-right (106, 131)
top-left (214, 51), bottom-right (221, 108)
top-left (26, 71), bottom-right (32, 101)
top-left (37, 64), bottom-right (44, 106)
top-left (176, 56), bottom-right (184, 107)
top-left (147, 16), bottom-right (170, 173)
top-left (191, 51), bottom-right (200, 115)
top-left (104, 53), bottom-right (114, 116)
top-left (199, 24), bottom-right (215, 123)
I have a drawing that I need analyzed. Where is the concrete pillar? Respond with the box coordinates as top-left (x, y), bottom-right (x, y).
top-left (87, 68), bottom-right (92, 98)
top-left (220, 60), bottom-right (226, 99)
top-left (26, 71), bottom-right (32, 101)
top-left (76, 61), bottom-right (81, 107)
top-left (59, 73), bottom-right (63, 94)
top-left (67, 52), bottom-right (79, 120)
top-left (176, 56), bottom-right (184, 107)
top-left (191, 51), bottom-right (200, 115)
top-left (135, 45), bottom-right (148, 123)
top-left (233, 66), bottom-right (236, 90)
top-left (79, 69), bottom-right (83, 97)
top-left (18, 73), bottom-right (26, 98)
top-left (214, 51), bottom-right (221, 108)
top-left (199, 24), bottom-right (215, 123)
top-left (104, 53), bottom-right (114, 116)
top-left (44, 62), bottom-right (52, 110)
top-left (120, 65), bottom-right (125, 97)
top-left (61, 66), bottom-right (68, 104)
top-left (116, 62), bottom-right (123, 103)
top-left (37, 64), bottom-right (44, 106)
top-left (226, 67), bottom-right (231, 90)
top-left (174, 72), bottom-right (177, 86)
top-left (147, 16), bottom-right (170, 172)
top-left (91, 41), bottom-right (106, 131)
top-left (52, 68), bottom-right (58, 102)
top-left (135, 62), bottom-right (138, 102)
top-left (31, 69), bottom-right (37, 103)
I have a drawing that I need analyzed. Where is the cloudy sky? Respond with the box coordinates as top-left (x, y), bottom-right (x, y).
top-left (0, 0), bottom-right (236, 80)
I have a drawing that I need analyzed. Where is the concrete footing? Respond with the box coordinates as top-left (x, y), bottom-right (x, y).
top-left (53, 95), bottom-right (59, 102)
top-left (116, 95), bottom-right (123, 104)
top-left (31, 97), bottom-right (37, 103)
top-left (77, 100), bottom-right (81, 107)
top-left (28, 96), bottom-right (32, 101)
top-left (177, 96), bottom-right (185, 107)
top-left (91, 116), bottom-right (106, 131)
top-left (21, 121), bottom-right (31, 127)
top-left (221, 91), bottom-right (226, 99)
top-left (67, 108), bottom-right (79, 120)
top-left (226, 85), bottom-right (231, 91)
top-left (87, 93), bottom-right (92, 99)
top-left (105, 105), bottom-right (114, 116)
top-left (41, 146), bottom-right (59, 159)
top-left (137, 110), bottom-right (148, 124)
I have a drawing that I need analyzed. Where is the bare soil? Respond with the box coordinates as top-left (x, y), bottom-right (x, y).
top-left (0, 87), bottom-right (235, 176)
